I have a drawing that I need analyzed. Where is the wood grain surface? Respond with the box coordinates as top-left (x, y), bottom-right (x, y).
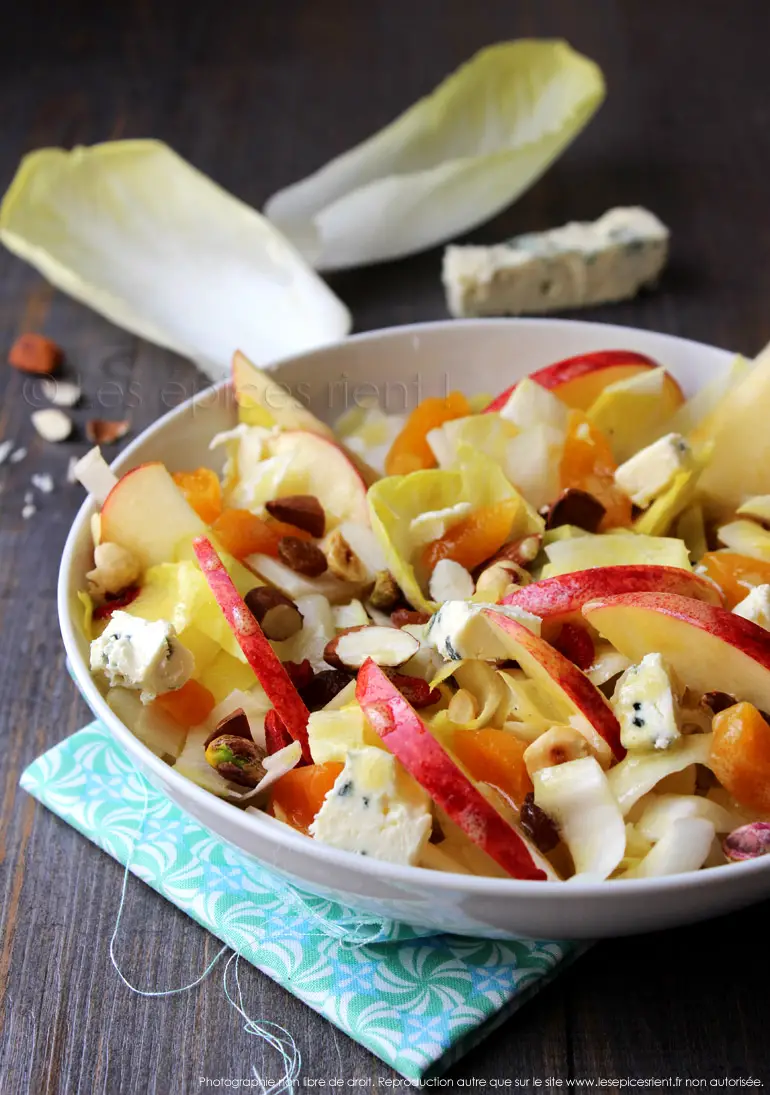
top-left (2, 2), bottom-right (770, 1092)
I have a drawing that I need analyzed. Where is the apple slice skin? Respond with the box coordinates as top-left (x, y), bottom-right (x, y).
top-left (481, 609), bottom-right (624, 760)
top-left (485, 350), bottom-right (663, 413)
top-left (583, 592), bottom-right (770, 710)
top-left (193, 537), bottom-right (311, 761)
top-left (356, 659), bottom-right (547, 881)
top-left (503, 565), bottom-right (723, 621)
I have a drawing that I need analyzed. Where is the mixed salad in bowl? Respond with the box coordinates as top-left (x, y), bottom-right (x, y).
top-left (75, 346), bottom-right (770, 884)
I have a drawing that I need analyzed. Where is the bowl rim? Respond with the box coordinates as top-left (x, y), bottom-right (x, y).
top-left (59, 316), bottom-right (770, 900)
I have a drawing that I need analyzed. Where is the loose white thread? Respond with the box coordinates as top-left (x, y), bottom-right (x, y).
top-left (223, 952), bottom-right (302, 1095)
top-left (109, 779), bottom-right (228, 996)
top-left (107, 775), bottom-right (310, 1092)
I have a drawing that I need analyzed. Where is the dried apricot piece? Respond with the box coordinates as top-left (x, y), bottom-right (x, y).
top-left (269, 762), bottom-right (344, 834)
top-left (211, 508), bottom-right (311, 559)
top-left (173, 467), bottom-right (223, 524)
top-left (154, 679), bottom-right (216, 727)
top-left (422, 498), bottom-right (518, 574)
top-left (385, 391), bottom-right (471, 476)
top-left (452, 728), bottom-right (533, 808)
top-left (560, 410), bottom-right (632, 529)
top-left (710, 702), bottom-right (770, 813)
top-left (700, 552), bottom-right (770, 609)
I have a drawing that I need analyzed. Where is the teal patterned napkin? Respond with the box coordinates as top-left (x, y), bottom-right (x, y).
top-left (20, 722), bottom-right (580, 1083)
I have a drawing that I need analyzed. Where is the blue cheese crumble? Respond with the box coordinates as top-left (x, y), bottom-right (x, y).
top-left (309, 747), bottom-right (432, 865)
top-left (611, 653), bottom-right (682, 752)
top-left (426, 600), bottom-right (541, 662)
top-left (90, 611), bottom-right (195, 703)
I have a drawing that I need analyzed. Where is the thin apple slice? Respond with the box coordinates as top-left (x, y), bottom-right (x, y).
top-left (233, 350), bottom-right (379, 484)
top-left (356, 659), bottom-right (550, 880)
top-left (101, 461), bottom-right (208, 567)
top-left (485, 350), bottom-right (669, 413)
top-left (504, 564), bottom-right (723, 624)
top-left (481, 609), bottom-right (624, 760)
top-left (265, 430), bottom-right (371, 528)
top-left (583, 591), bottom-right (770, 711)
top-left (193, 536), bottom-right (311, 760)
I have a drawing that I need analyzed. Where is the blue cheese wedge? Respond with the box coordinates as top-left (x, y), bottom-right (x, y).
top-left (611, 653), bottom-right (682, 752)
top-left (614, 433), bottom-right (695, 508)
top-left (309, 747), bottom-right (432, 865)
top-left (443, 207), bottom-right (669, 318)
top-left (426, 600), bottom-right (541, 661)
top-left (90, 610), bottom-right (194, 703)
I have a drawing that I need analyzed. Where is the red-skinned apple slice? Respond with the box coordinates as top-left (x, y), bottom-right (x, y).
top-left (481, 609), bottom-right (624, 760)
top-left (504, 565), bottom-right (723, 629)
top-left (583, 592), bottom-right (770, 711)
top-left (101, 461), bottom-right (208, 567)
top-left (232, 350), bottom-right (378, 486)
top-left (485, 350), bottom-right (681, 413)
top-left (193, 536), bottom-right (311, 761)
top-left (266, 430), bottom-right (372, 527)
top-left (356, 659), bottom-right (549, 881)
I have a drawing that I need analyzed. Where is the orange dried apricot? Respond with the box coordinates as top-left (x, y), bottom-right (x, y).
top-left (699, 552), bottom-right (770, 609)
top-left (269, 762), bottom-right (344, 835)
top-left (173, 467), bottom-right (223, 524)
top-left (154, 679), bottom-right (216, 726)
top-left (560, 410), bottom-right (632, 529)
top-left (710, 702), bottom-right (770, 813)
top-left (422, 498), bottom-right (518, 574)
top-left (452, 728), bottom-right (533, 808)
top-left (385, 392), bottom-right (471, 476)
top-left (211, 508), bottom-right (311, 559)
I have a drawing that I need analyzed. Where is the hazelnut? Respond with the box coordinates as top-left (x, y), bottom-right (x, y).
top-left (203, 707), bottom-right (253, 749)
top-left (324, 529), bottom-right (368, 583)
top-left (245, 586), bottom-right (304, 640)
top-left (391, 609), bottom-right (430, 628)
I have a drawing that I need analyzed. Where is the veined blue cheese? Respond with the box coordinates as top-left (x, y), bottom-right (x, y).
top-left (614, 433), bottom-right (695, 508)
top-left (611, 653), bottom-right (682, 752)
top-left (309, 747), bottom-right (432, 865)
top-left (443, 207), bottom-right (669, 318)
top-left (426, 600), bottom-right (541, 661)
top-left (90, 610), bottom-right (194, 703)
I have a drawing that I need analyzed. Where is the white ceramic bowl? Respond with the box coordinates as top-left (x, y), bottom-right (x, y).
top-left (59, 319), bottom-right (770, 940)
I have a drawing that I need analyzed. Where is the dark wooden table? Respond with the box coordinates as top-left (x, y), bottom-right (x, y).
top-left (2, 2), bottom-right (770, 1091)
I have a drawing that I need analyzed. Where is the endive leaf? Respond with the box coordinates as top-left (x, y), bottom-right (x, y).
top-left (265, 40), bottom-right (605, 270)
top-left (0, 141), bottom-right (350, 381)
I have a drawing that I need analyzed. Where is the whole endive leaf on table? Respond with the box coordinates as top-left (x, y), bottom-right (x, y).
top-left (265, 40), bottom-right (606, 272)
top-left (0, 140), bottom-right (351, 381)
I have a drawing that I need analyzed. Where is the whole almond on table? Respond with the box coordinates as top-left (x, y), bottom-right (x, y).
top-left (86, 419), bottom-right (131, 445)
top-left (8, 334), bottom-right (62, 374)
top-left (244, 586), bottom-right (304, 640)
top-left (265, 495), bottom-right (325, 538)
top-left (278, 536), bottom-right (328, 577)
